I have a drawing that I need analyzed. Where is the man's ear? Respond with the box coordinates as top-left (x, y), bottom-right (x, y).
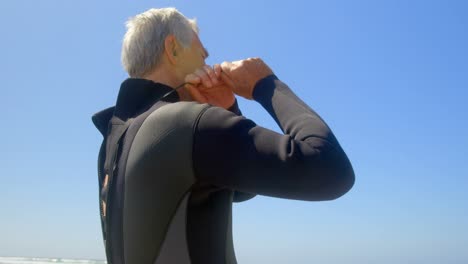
top-left (164, 35), bottom-right (178, 65)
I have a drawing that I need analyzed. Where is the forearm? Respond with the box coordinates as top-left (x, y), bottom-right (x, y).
top-left (253, 75), bottom-right (355, 199)
top-left (193, 76), bottom-right (354, 201)
top-left (253, 75), bottom-right (339, 146)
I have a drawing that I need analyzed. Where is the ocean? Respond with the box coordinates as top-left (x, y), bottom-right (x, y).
top-left (0, 257), bottom-right (106, 264)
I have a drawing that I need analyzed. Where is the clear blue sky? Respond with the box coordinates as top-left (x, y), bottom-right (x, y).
top-left (1, 0), bottom-right (467, 263)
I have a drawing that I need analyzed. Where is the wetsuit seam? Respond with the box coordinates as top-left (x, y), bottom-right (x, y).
top-left (184, 103), bottom-right (210, 263)
top-left (225, 191), bottom-right (234, 264)
top-left (152, 187), bottom-right (196, 264)
top-left (190, 104), bottom-right (211, 182)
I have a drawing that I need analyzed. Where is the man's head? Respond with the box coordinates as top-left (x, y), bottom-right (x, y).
top-left (121, 8), bottom-right (208, 81)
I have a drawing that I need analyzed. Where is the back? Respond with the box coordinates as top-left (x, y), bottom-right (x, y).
top-left (104, 101), bottom-right (209, 264)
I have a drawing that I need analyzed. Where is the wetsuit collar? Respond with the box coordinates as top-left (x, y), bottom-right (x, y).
top-left (114, 78), bottom-right (180, 119)
top-left (92, 78), bottom-right (180, 137)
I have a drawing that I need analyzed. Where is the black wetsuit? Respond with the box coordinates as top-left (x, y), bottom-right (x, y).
top-left (92, 75), bottom-right (355, 264)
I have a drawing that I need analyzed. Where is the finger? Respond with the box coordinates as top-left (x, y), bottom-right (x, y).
top-left (230, 59), bottom-right (243, 69)
top-left (195, 68), bottom-right (212, 88)
top-left (220, 61), bottom-right (233, 75)
top-left (220, 71), bottom-right (236, 90)
top-left (185, 83), bottom-right (208, 103)
top-left (213, 64), bottom-right (222, 78)
top-left (185, 73), bottom-right (201, 85)
top-left (203, 65), bottom-right (219, 86)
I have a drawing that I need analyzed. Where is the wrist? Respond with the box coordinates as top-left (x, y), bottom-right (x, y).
top-left (218, 94), bottom-right (236, 110)
top-left (252, 74), bottom-right (279, 101)
top-left (227, 98), bottom-right (242, 115)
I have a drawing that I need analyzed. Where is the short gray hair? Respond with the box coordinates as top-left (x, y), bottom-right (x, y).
top-left (121, 8), bottom-right (198, 77)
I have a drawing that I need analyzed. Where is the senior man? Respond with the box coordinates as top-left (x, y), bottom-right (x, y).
top-left (92, 7), bottom-right (355, 264)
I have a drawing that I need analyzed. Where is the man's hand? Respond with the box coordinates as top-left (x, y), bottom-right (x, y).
top-left (220, 58), bottom-right (273, 100)
top-left (184, 65), bottom-right (235, 109)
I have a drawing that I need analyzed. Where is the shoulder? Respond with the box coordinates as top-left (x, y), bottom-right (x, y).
top-left (195, 104), bottom-right (256, 134)
top-left (141, 101), bottom-right (210, 131)
top-left (128, 102), bottom-right (211, 171)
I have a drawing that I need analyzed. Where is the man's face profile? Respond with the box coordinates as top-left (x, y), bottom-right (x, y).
top-left (177, 32), bottom-right (209, 76)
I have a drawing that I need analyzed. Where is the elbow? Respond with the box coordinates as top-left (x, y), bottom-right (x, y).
top-left (323, 148), bottom-right (355, 201)
top-left (302, 143), bottom-right (355, 201)
top-left (322, 164), bottom-right (355, 201)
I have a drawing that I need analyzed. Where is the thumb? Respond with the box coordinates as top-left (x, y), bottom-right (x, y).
top-left (220, 61), bottom-right (234, 75)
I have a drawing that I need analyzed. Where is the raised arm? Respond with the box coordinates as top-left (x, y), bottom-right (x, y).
top-left (191, 59), bottom-right (355, 201)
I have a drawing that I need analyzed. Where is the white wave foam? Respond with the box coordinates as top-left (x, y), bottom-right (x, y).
top-left (0, 257), bottom-right (106, 264)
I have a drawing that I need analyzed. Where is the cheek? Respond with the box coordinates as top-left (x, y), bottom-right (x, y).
top-left (189, 57), bottom-right (205, 70)
top-left (181, 52), bottom-right (205, 73)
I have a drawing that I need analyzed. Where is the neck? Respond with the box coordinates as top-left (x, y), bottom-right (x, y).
top-left (142, 65), bottom-right (193, 101)
top-left (143, 66), bottom-right (180, 88)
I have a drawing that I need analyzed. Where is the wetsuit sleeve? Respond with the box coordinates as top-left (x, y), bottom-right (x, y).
top-left (193, 75), bottom-right (355, 201)
top-left (227, 99), bottom-right (242, 116)
top-left (226, 99), bottom-right (258, 202)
